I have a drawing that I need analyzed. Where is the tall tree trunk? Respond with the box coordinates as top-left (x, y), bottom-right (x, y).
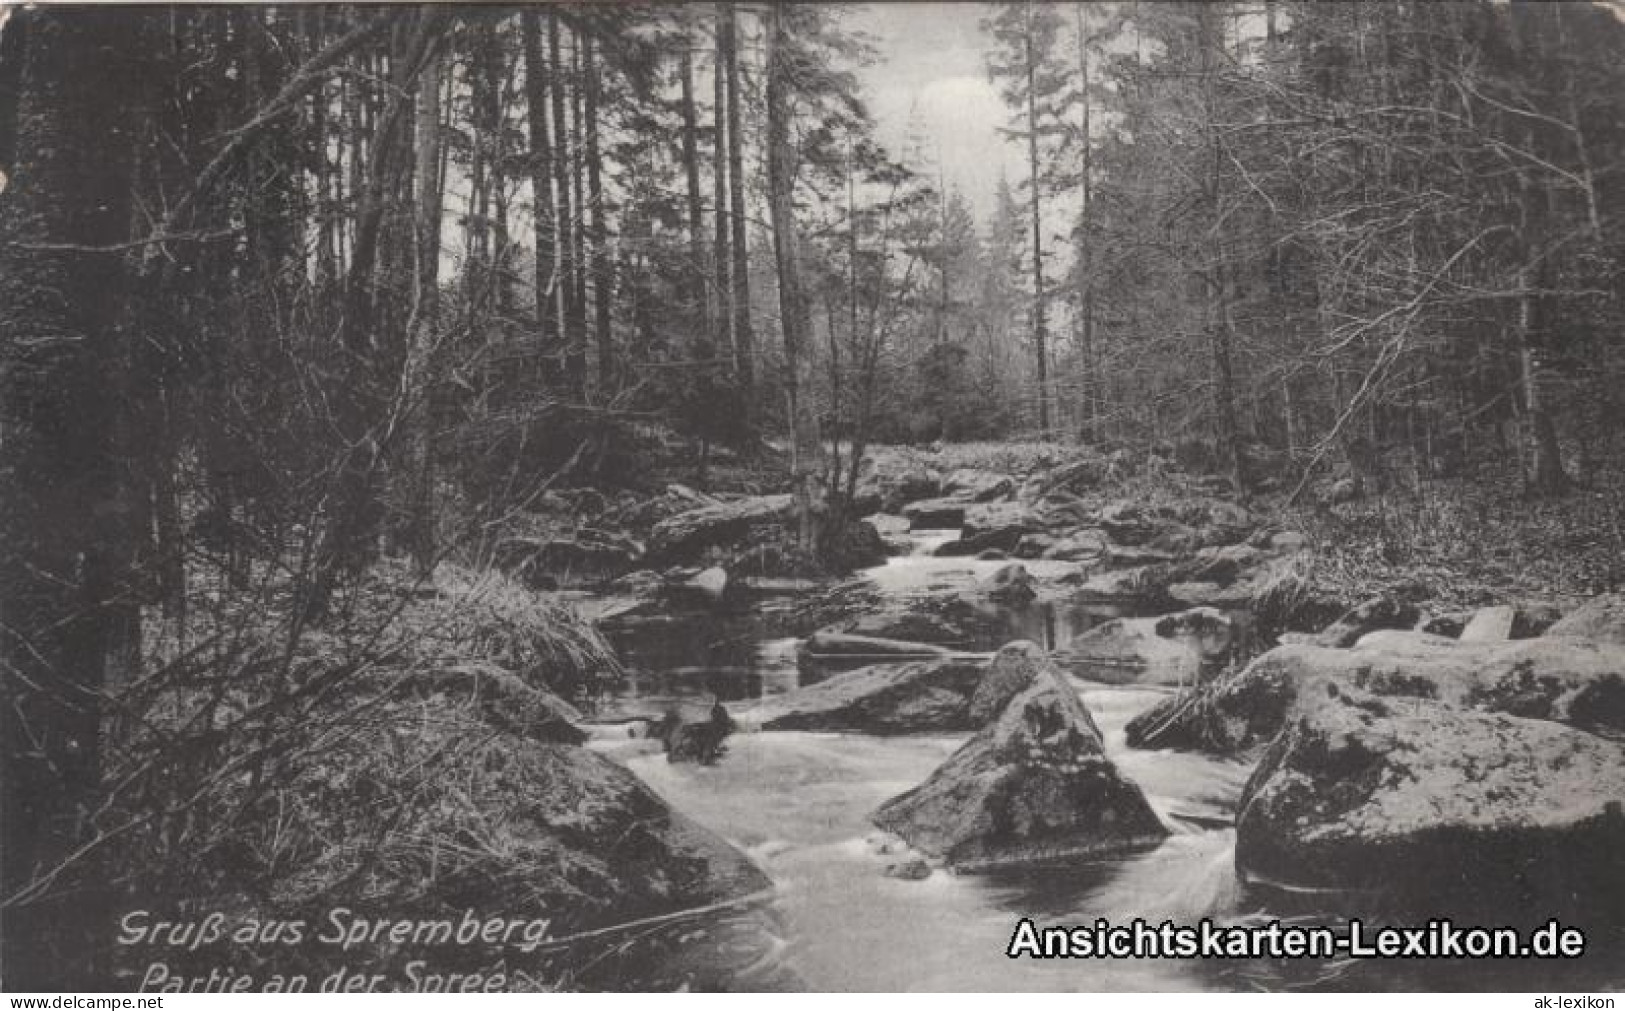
top-left (584, 35), bottom-right (613, 393)
top-left (1199, 2), bottom-right (1245, 493)
top-left (765, 5), bottom-right (820, 550)
top-left (548, 15), bottom-right (581, 390)
top-left (569, 35), bottom-right (589, 397)
top-left (397, 47), bottom-right (444, 573)
top-left (712, 8), bottom-right (731, 355)
top-left (484, 25), bottom-right (513, 316)
top-left (307, 11), bottom-right (340, 290)
top-left (1074, 3), bottom-right (1096, 442)
top-left (520, 9), bottom-right (557, 382)
top-left (0, 8), bottom-right (142, 989)
top-left (1023, 9), bottom-right (1050, 439)
top-left (723, 2), bottom-right (755, 413)
top-left (679, 44), bottom-right (711, 340)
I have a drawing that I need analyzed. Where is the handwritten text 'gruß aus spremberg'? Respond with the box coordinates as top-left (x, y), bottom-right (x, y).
top-left (117, 907), bottom-right (556, 955)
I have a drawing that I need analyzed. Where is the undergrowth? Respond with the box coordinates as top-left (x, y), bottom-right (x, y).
top-left (103, 561), bottom-right (628, 989)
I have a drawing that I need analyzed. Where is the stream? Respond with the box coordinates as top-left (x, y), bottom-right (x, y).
top-left (555, 529), bottom-right (1625, 992)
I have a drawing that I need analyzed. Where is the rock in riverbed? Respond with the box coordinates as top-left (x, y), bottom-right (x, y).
top-left (1234, 683), bottom-right (1625, 914)
top-left (902, 497), bottom-right (971, 530)
top-left (872, 647), bottom-right (1168, 870)
top-left (745, 656), bottom-right (985, 732)
top-left (942, 467), bottom-right (1015, 503)
top-left (1126, 629), bottom-right (1625, 753)
top-left (978, 562), bottom-right (1037, 603)
top-left (647, 494), bottom-right (794, 564)
top-left (751, 640), bottom-right (1062, 733)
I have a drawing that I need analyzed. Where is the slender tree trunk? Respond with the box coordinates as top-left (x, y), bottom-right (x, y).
top-left (0, 9), bottom-right (142, 989)
top-left (548, 15), bottom-right (580, 389)
top-left (1074, 3), bottom-right (1096, 442)
top-left (723, 2), bottom-right (755, 413)
top-left (398, 48), bottom-right (444, 573)
top-left (1199, 3), bottom-right (1245, 493)
top-left (1023, 11), bottom-right (1050, 439)
top-left (712, 8), bottom-right (732, 354)
top-left (307, 12), bottom-right (340, 289)
top-left (521, 9), bottom-right (557, 381)
top-left (486, 29), bottom-right (513, 316)
top-left (679, 45), bottom-right (711, 341)
top-left (584, 35), bottom-right (613, 393)
top-left (570, 35), bottom-right (589, 396)
top-left (765, 5), bottom-right (820, 550)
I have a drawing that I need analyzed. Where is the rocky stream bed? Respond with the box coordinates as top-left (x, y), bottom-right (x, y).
top-left (488, 448), bottom-right (1625, 991)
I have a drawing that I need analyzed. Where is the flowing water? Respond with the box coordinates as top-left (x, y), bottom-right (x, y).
top-left (557, 530), bottom-right (1625, 992)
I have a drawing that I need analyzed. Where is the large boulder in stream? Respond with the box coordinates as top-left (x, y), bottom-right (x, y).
top-left (1125, 629), bottom-right (1625, 753)
top-left (647, 494), bottom-right (794, 564)
top-left (1234, 684), bottom-right (1625, 914)
top-left (872, 649), bottom-right (1168, 870)
top-left (902, 496), bottom-right (971, 530)
top-left (745, 656), bottom-right (986, 732)
top-left (929, 501), bottom-right (1050, 555)
top-left (961, 501), bottom-right (1051, 543)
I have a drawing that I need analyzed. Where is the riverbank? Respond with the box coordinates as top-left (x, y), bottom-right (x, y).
top-left (110, 437), bottom-right (1625, 991)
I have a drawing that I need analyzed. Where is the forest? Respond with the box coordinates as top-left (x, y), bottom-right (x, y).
top-left (2, 1), bottom-right (1624, 993)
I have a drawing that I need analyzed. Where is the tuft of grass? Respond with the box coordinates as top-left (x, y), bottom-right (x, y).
top-left (108, 556), bottom-right (634, 990)
top-left (413, 563), bottom-right (624, 704)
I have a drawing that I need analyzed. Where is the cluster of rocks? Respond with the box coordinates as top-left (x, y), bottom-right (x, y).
top-left (740, 442), bottom-right (1625, 917)
top-left (856, 447), bottom-right (1335, 625)
top-left (1125, 591), bottom-right (1625, 914)
top-left (497, 446), bottom-right (1625, 922)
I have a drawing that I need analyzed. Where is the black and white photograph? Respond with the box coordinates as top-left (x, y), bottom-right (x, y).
top-left (2, 0), bottom-right (1624, 995)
